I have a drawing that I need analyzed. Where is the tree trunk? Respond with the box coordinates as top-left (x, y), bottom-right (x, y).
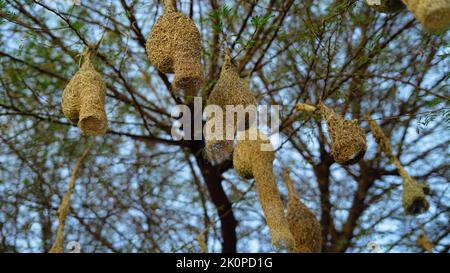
top-left (194, 153), bottom-right (238, 253)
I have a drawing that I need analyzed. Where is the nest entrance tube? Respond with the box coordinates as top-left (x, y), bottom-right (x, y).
top-left (146, 0), bottom-right (203, 96)
top-left (205, 54), bottom-right (257, 164)
top-left (282, 169), bottom-right (322, 253)
top-left (366, 0), bottom-right (406, 13)
top-left (367, 116), bottom-right (429, 215)
top-left (61, 52), bottom-right (108, 136)
top-left (233, 128), bottom-right (295, 249)
top-left (401, 0), bottom-right (450, 32)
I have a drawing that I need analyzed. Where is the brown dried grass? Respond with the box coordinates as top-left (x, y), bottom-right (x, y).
top-left (295, 102), bottom-right (367, 165)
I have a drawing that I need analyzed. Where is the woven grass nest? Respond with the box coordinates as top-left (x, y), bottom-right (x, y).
top-left (205, 54), bottom-right (257, 164)
top-left (367, 0), bottom-right (406, 13)
top-left (367, 116), bottom-right (429, 215)
top-left (233, 128), bottom-right (295, 249)
top-left (146, 0), bottom-right (203, 95)
top-left (282, 169), bottom-right (322, 253)
top-left (61, 53), bottom-right (108, 136)
top-left (318, 103), bottom-right (367, 165)
top-left (402, 0), bottom-right (450, 32)
top-left (296, 102), bottom-right (367, 165)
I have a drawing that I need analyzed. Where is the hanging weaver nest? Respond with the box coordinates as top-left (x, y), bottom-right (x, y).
top-left (401, 0), bottom-right (450, 32)
top-left (233, 128), bottom-right (295, 249)
top-left (205, 54), bottom-right (257, 164)
top-left (367, 116), bottom-right (429, 215)
top-left (61, 52), bottom-right (108, 136)
top-left (296, 102), bottom-right (366, 165)
top-left (317, 103), bottom-right (367, 165)
top-left (282, 169), bottom-right (322, 253)
top-left (366, 0), bottom-right (405, 13)
top-left (146, 0), bottom-right (203, 95)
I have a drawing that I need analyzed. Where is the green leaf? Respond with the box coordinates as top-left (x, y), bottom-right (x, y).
top-left (220, 5), bottom-right (231, 17)
top-left (245, 39), bottom-right (256, 49)
top-left (208, 10), bottom-right (220, 21)
top-left (251, 14), bottom-right (274, 30)
top-left (212, 22), bottom-right (222, 31)
top-left (72, 21), bottom-right (83, 31)
top-left (426, 97), bottom-right (442, 107)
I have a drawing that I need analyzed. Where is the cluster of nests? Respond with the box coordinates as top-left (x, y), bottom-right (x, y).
top-left (233, 128), bottom-right (322, 252)
top-left (296, 103), bottom-right (430, 217)
top-left (366, 0), bottom-right (450, 32)
top-left (145, 1), bottom-right (323, 251)
top-left (60, 0), bottom-right (450, 136)
top-left (59, 0), bottom-right (441, 252)
top-left (61, 0), bottom-right (204, 135)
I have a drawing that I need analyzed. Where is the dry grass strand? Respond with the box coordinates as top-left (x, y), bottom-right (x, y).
top-left (196, 232), bottom-right (208, 253)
